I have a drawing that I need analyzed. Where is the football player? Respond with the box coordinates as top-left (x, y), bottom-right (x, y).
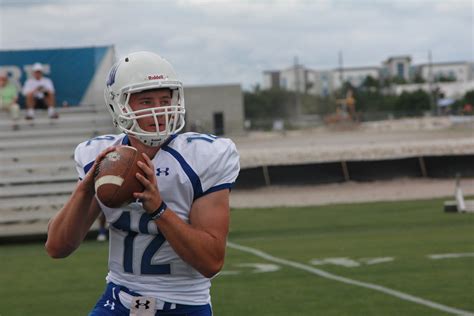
top-left (45, 51), bottom-right (240, 316)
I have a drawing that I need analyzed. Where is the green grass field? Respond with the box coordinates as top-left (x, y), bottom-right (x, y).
top-left (1, 198), bottom-right (473, 315)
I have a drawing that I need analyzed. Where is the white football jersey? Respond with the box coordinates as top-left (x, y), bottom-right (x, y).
top-left (74, 132), bottom-right (240, 305)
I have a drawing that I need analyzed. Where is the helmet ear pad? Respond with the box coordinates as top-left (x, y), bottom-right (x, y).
top-left (108, 99), bottom-right (134, 130)
top-left (119, 116), bottom-right (133, 130)
top-left (108, 103), bottom-right (120, 128)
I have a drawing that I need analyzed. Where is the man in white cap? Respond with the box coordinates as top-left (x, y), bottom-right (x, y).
top-left (22, 62), bottom-right (59, 119)
top-left (0, 70), bottom-right (21, 130)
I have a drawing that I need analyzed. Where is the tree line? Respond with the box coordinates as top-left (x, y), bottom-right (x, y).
top-left (244, 76), bottom-right (474, 125)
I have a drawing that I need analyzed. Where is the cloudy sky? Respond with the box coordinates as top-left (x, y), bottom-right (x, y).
top-left (0, 0), bottom-right (472, 89)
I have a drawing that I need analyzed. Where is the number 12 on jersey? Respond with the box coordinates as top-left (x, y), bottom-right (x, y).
top-left (112, 211), bottom-right (170, 275)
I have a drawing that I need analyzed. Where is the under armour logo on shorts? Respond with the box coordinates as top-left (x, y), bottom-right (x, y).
top-left (135, 299), bottom-right (151, 309)
top-left (104, 300), bottom-right (115, 310)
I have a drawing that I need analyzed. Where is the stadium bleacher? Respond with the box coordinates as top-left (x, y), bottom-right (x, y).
top-left (0, 105), bottom-right (115, 238)
top-left (1, 110), bottom-right (473, 240)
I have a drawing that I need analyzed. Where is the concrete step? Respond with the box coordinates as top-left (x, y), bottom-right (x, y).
top-left (1, 136), bottom-right (91, 151)
top-left (0, 105), bottom-right (108, 116)
top-left (0, 195), bottom-right (68, 212)
top-left (0, 161), bottom-right (75, 176)
top-left (0, 113), bottom-right (113, 132)
top-left (0, 210), bottom-right (58, 225)
top-left (55, 105), bottom-right (106, 114)
top-left (0, 105), bottom-right (104, 120)
top-left (0, 149), bottom-right (74, 164)
top-left (0, 125), bottom-right (113, 140)
top-left (0, 182), bottom-right (75, 198)
top-left (0, 173), bottom-right (76, 185)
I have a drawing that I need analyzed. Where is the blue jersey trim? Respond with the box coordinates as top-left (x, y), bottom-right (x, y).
top-left (161, 134), bottom-right (177, 147)
top-left (162, 145), bottom-right (203, 200)
top-left (83, 160), bottom-right (94, 175)
top-left (121, 134), bottom-right (130, 145)
top-left (138, 213), bottom-right (150, 234)
top-left (201, 183), bottom-right (234, 197)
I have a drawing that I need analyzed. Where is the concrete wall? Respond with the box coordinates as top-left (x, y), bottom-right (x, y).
top-left (236, 155), bottom-right (474, 189)
top-left (184, 84), bottom-right (244, 136)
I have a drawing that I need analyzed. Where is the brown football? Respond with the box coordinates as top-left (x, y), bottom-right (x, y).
top-left (94, 146), bottom-right (146, 208)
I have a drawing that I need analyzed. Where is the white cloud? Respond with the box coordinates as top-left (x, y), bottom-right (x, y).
top-left (0, 0), bottom-right (472, 89)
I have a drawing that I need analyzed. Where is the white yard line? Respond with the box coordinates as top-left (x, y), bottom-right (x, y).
top-left (429, 253), bottom-right (474, 260)
top-left (227, 241), bottom-right (474, 316)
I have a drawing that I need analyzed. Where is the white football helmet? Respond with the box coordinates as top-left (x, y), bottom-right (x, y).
top-left (104, 51), bottom-right (185, 147)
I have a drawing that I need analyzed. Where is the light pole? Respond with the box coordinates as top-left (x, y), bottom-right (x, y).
top-left (294, 56), bottom-right (302, 118)
top-left (428, 50), bottom-right (436, 115)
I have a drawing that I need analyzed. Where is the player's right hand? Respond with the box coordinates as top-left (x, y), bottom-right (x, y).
top-left (134, 152), bottom-right (163, 215)
top-left (78, 146), bottom-right (118, 195)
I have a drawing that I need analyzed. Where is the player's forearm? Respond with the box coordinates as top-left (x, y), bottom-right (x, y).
top-left (156, 211), bottom-right (226, 278)
top-left (45, 185), bottom-right (99, 258)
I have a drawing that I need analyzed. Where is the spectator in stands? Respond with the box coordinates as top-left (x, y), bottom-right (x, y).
top-left (22, 62), bottom-right (59, 119)
top-left (0, 70), bottom-right (21, 130)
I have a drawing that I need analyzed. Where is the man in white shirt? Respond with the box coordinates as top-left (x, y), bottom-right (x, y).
top-left (22, 62), bottom-right (59, 119)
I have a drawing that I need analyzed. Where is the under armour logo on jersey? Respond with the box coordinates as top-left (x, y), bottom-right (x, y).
top-left (104, 300), bottom-right (115, 310)
top-left (156, 168), bottom-right (170, 176)
top-left (135, 299), bottom-right (151, 309)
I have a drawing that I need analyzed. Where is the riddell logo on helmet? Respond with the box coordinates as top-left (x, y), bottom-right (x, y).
top-left (148, 74), bottom-right (165, 80)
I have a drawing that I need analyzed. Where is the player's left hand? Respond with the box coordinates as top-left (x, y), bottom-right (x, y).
top-left (134, 153), bottom-right (163, 214)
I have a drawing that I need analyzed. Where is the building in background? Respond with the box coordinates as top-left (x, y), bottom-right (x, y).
top-left (306, 69), bottom-right (334, 97)
top-left (262, 55), bottom-right (474, 99)
top-left (383, 56), bottom-right (412, 81)
top-left (416, 61), bottom-right (473, 82)
top-left (332, 66), bottom-right (380, 90)
top-left (264, 63), bottom-right (307, 93)
top-left (185, 84), bottom-right (244, 136)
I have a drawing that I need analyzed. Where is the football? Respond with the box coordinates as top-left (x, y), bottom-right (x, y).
top-left (94, 146), bottom-right (146, 208)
